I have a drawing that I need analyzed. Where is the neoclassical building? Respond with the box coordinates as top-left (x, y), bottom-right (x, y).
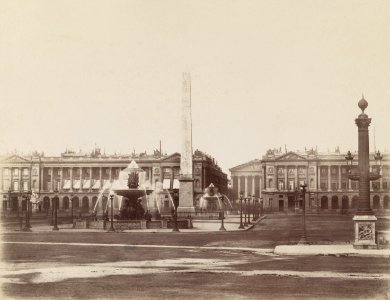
top-left (230, 148), bottom-right (390, 212)
top-left (0, 148), bottom-right (227, 215)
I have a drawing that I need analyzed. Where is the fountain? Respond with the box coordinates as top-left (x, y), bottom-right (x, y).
top-left (111, 160), bottom-right (153, 220)
top-left (198, 183), bottom-right (233, 218)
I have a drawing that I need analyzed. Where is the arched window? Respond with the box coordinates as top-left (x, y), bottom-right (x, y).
top-left (341, 196), bottom-right (349, 209)
top-left (82, 196), bottom-right (89, 210)
top-left (321, 196), bottom-right (328, 209)
top-left (63, 197), bottom-right (69, 209)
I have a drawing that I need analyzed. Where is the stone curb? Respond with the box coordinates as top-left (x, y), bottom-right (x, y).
top-left (273, 245), bottom-right (390, 258)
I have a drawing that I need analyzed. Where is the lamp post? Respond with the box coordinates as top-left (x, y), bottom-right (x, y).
top-left (238, 191), bottom-right (244, 229)
top-left (298, 183), bottom-right (308, 245)
top-left (107, 191), bottom-right (115, 232)
top-left (247, 197), bottom-right (252, 225)
top-left (22, 190), bottom-right (32, 232)
top-left (260, 197), bottom-right (263, 217)
top-left (252, 195), bottom-right (256, 221)
top-left (52, 190), bottom-right (59, 231)
top-left (346, 97), bottom-right (382, 249)
top-left (172, 189), bottom-right (179, 232)
top-left (219, 195), bottom-right (226, 231)
top-left (243, 197), bottom-right (248, 226)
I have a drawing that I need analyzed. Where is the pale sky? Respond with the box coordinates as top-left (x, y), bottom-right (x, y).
top-left (0, 0), bottom-right (389, 175)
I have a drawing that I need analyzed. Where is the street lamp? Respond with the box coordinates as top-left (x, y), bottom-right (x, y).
top-left (247, 197), bottom-right (252, 225)
top-left (219, 195), bottom-right (226, 231)
top-left (260, 197), bottom-right (263, 217)
top-left (374, 151), bottom-right (383, 171)
top-left (243, 197), bottom-right (248, 226)
top-left (22, 190), bottom-right (32, 232)
top-left (52, 189), bottom-right (59, 231)
top-left (298, 183), bottom-right (308, 245)
top-left (172, 189), bottom-right (180, 232)
top-left (252, 195), bottom-right (256, 221)
top-left (238, 191), bottom-right (244, 229)
top-left (345, 151), bottom-right (354, 172)
top-left (107, 191), bottom-right (115, 232)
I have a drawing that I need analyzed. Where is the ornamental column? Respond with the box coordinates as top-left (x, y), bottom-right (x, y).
top-left (284, 166), bottom-right (288, 190)
top-left (317, 166), bottom-right (321, 191)
top-left (70, 167), bottom-right (73, 192)
top-left (351, 97), bottom-right (377, 249)
top-left (244, 176), bottom-right (248, 197)
top-left (50, 167), bottom-right (54, 192)
top-left (19, 167), bottom-right (22, 191)
top-left (338, 166), bottom-right (342, 191)
top-left (355, 99), bottom-right (372, 214)
top-left (60, 167), bottom-right (63, 192)
top-left (327, 166), bottom-right (331, 191)
top-left (79, 167), bottom-right (83, 191)
top-left (99, 167), bottom-right (102, 189)
top-left (89, 167), bottom-right (93, 192)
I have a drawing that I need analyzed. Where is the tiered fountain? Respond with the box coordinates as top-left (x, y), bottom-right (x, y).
top-left (198, 183), bottom-right (233, 218)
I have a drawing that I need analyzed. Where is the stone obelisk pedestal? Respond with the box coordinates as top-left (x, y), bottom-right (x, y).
top-left (353, 215), bottom-right (377, 249)
top-left (178, 72), bottom-right (195, 215)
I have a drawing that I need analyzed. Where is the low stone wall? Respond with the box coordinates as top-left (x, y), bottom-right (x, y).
top-left (73, 219), bottom-right (87, 229)
top-left (114, 220), bottom-right (146, 231)
top-left (88, 220), bottom-right (106, 229)
top-left (167, 219), bottom-right (190, 229)
top-left (146, 220), bottom-right (167, 229)
top-left (72, 219), bottom-right (189, 230)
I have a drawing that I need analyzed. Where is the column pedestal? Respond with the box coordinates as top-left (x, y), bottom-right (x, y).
top-left (353, 215), bottom-right (377, 249)
top-left (178, 177), bottom-right (195, 216)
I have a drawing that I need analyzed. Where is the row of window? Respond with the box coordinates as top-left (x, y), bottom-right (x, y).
top-left (267, 195), bottom-right (390, 210)
top-left (2, 180), bottom-right (38, 192)
top-left (2, 168), bottom-right (32, 176)
top-left (2, 167), bottom-right (160, 177)
top-left (270, 178), bottom-right (389, 190)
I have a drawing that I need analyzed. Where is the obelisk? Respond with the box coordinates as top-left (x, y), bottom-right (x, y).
top-left (178, 72), bottom-right (195, 214)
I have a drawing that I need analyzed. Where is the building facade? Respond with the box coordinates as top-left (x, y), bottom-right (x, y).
top-left (0, 148), bottom-right (227, 215)
top-left (230, 149), bottom-right (390, 213)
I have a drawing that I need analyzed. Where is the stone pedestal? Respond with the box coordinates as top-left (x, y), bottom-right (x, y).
top-left (353, 215), bottom-right (377, 249)
top-left (178, 178), bottom-right (195, 215)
